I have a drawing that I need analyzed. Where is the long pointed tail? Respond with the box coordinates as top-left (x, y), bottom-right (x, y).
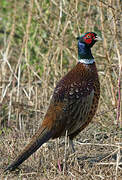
top-left (4, 127), bottom-right (53, 172)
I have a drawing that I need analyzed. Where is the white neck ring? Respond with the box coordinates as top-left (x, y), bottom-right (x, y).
top-left (78, 59), bottom-right (95, 64)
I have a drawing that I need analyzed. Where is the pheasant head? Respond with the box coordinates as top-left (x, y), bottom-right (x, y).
top-left (77, 32), bottom-right (102, 62)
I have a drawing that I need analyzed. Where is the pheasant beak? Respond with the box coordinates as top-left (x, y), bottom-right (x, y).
top-left (94, 36), bottom-right (102, 41)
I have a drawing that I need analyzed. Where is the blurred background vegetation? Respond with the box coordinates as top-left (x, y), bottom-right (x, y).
top-left (0, 0), bottom-right (121, 179)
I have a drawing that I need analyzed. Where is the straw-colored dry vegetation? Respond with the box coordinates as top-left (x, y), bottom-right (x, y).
top-left (0, 0), bottom-right (121, 179)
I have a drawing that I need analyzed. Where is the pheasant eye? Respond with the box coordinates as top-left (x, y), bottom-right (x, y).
top-left (87, 35), bottom-right (91, 38)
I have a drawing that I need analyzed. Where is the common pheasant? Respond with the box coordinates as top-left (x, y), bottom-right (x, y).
top-left (5, 32), bottom-right (101, 172)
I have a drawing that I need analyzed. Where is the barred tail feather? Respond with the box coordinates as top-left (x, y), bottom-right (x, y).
top-left (4, 127), bottom-right (52, 172)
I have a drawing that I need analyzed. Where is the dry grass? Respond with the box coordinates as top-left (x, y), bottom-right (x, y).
top-left (0, 0), bottom-right (121, 179)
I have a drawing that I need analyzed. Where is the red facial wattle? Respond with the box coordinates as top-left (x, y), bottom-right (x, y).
top-left (83, 33), bottom-right (96, 45)
top-left (83, 37), bottom-right (92, 44)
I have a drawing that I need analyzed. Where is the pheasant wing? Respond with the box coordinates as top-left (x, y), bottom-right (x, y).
top-left (43, 73), bottom-right (95, 137)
